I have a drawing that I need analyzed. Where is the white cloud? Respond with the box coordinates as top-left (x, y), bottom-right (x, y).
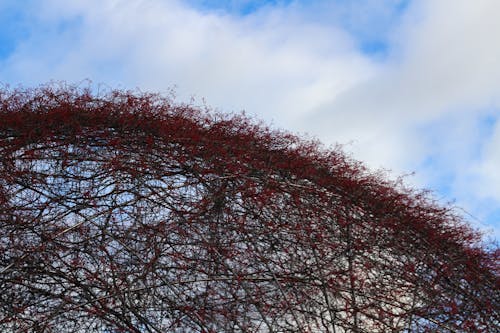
top-left (0, 0), bottom-right (377, 129)
top-left (303, 0), bottom-right (500, 167)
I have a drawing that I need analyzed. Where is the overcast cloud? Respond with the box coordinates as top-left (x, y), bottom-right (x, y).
top-left (0, 0), bottom-right (499, 239)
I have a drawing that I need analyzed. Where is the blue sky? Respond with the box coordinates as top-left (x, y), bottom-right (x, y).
top-left (188, 0), bottom-right (410, 56)
top-left (1, 0), bottom-right (500, 242)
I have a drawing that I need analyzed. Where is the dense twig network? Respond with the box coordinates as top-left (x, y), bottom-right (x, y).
top-left (0, 85), bottom-right (498, 332)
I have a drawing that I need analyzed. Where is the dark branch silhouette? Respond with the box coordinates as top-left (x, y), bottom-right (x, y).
top-left (0, 84), bottom-right (498, 332)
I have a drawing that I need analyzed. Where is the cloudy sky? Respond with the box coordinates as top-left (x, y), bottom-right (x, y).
top-left (1, 0), bottom-right (499, 240)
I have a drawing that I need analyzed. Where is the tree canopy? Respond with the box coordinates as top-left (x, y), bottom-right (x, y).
top-left (0, 85), bottom-right (498, 332)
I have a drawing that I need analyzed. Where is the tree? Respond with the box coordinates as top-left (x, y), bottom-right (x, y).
top-left (0, 85), bottom-right (498, 332)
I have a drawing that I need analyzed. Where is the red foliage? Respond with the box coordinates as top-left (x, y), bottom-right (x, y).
top-left (0, 84), bottom-right (498, 332)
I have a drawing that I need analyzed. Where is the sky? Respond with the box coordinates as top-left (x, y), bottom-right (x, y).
top-left (1, 0), bottom-right (499, 241)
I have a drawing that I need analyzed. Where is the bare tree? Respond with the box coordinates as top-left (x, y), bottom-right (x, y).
top-left (0, 85), bottom-right (498, 332)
